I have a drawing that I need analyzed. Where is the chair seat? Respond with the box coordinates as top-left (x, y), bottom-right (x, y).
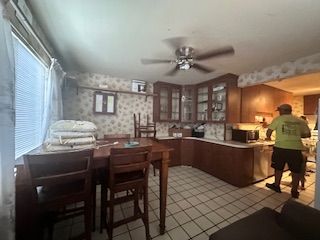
top-left (24, 150), bottom-right (93, 240)
top-left (115, 171), bottom-right (144, 184)
top-left (37, 181), bottom-right (85, 205)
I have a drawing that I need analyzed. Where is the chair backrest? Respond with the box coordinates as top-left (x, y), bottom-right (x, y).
top-left (24, 149), bottom-right (93, 203)
top-left (133, 113), bottom-right (156, 138)
top-left (109, 146), bottom-right (151, 186)
top-left (104, 134), bottom-right (130, 140)
top-left (133, 113), bottom-right (139, 138)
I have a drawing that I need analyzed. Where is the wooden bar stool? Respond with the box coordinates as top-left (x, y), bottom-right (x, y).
top-left (133, 113), bottom-right (156, 138)
top-left (24, 150), bottom-right (93, 240)
top-left (91, 133), bottom-right (131, 230)
top-left (133, 113), bottom-right (160, 176)
top-left (100, 146), bottom-right (151, 240)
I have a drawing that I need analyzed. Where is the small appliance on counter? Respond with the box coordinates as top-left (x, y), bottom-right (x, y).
top-left (192, 123), bottom-right (205, 138)
top-left (232, 129), bottom-right (259, 143)
top-left (168, 125), bottom-right (192, 137)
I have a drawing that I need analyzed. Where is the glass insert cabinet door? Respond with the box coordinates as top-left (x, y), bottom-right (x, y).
top-left (211, 83), bottom-right (226, 121)
top-left (197, 86), bottom-right (208, 121)
top-left (160, 88), bottom-right (169, 120)
top-left (181, 87), bottom-right (193, 122)
top-left (171, 88), bottom-right (180, 121)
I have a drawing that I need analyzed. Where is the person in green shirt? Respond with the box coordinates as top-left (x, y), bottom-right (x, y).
top-left (265, 104), bottom-right (310, 198)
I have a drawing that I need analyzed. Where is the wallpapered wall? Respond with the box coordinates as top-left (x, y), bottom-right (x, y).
top-left (292, 95), bottom-right (304, 117)
top-left (63, 72), bottom-right (225, 140)
top-left (238, 53), bottom-right (320, 87)
top-left (63, 73), bottom-right (153, 138)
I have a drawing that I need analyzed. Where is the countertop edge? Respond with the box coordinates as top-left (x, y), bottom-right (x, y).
top-left (156, 136), bottom-right (274, 148)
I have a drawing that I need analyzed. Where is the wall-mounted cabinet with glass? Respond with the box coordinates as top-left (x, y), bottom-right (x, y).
top-left (153, 74), bottom-right (240, 123)
top-left (196, 86), bottom-right (209, 121)
top-left (153, 82), bottom-right (181, 122)
top-left (211, 83), bottom-right (227, 121)
top-left (181, 86), bottom-right (195, 122)
top-left (195, 74), bottom-right (241, 123)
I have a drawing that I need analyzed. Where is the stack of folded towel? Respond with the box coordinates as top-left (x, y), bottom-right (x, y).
top-left (46, 120), bottom-right (97, 152)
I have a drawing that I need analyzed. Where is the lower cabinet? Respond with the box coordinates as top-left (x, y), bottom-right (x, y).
top-left (193, 141), bottom-right (254, 187)
top-left (180, 139), bottom-right (194, 166)
top-left (158, 139), bottom-right (181, 166)
top-left (159, 138), bottom-right (257, 187)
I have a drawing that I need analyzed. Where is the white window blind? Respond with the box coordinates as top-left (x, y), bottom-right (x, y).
top-left (14, 35), bottom-right (48, 159)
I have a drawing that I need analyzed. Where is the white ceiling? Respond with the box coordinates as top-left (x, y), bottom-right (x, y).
top-left (265, 72), bottom-right (320, 96)
top-left (28, 0), bottom-right (320, 85)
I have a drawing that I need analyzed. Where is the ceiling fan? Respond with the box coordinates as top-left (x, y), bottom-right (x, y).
top-left (141, 37), bottom-right (235, 76)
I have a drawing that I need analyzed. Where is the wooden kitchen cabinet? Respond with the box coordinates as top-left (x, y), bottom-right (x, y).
top-left (193, 140), bottom-right (213, 173)
top-left (181, 86), bottom-right (196, 123)
top-left (241, 84), bottom-right (292, 123)
top-left (193, 140), bottom-right (254, 187)
top-left (304, 94), bottom-right (320, 115)
top-left (180, 139), bottom-right (194, 166)
top-left (195, 74), bottom-right (241, 123)
top-left (153, 82), bottom-right (181, 122)
top-left (158, 139), bottom-right (181, 166)
top-left (196, 83), bottom-right (209, 121)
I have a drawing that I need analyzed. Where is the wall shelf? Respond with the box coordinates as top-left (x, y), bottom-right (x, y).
top-left (75, 84), bottom-right (157, 100)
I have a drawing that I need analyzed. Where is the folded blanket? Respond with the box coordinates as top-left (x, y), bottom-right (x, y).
top-left (50, 120), bottom-right (97, 132)
top-left (48, 136), bottom-right (96, 146)
top-left (45, 143), bottom-right (95, 152)
top-left (51, 131), bottom-right (96, 138)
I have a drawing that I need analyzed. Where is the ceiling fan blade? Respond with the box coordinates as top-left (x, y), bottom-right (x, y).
top-left (165, 67), bottom-right (179, 76)
top-left (141, 58), bottom-right (172, 64)
top-left (192, 63), bottom-right (214, 73)
top-left (163, 37), bottom-right (187, 50)
top-left (194, 46), bottom-right (235, 61)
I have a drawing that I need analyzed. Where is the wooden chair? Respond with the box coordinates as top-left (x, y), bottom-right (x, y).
top-left (100, 146), bottom-right (151, 240)
top-left (134, 113), bottom-right (160, 176)
top-left (134, 113), bottom-right (156, 138)
top-left (24, 150), bottom-right (93, 240)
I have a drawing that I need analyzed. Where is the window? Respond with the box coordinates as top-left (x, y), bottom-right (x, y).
top-left (14, 35), bottom-right (48, 159)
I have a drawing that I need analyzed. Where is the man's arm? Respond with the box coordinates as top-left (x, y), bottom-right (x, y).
top-left (266, 129), bottom-right (273, 140)
top-left (301, 122), bottom-right (311, 138)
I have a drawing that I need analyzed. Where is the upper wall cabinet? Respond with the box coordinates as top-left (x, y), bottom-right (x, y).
top-left (241, 84), bottom-right (292, 123)
top-left (181, 86), bottom-right (196, 123)
top-left (195, 74), bottom-right (241, 123)
top-left (304, 94), bottom-right (320, 115)
top-left (153, 82), bottom-right (181, 122)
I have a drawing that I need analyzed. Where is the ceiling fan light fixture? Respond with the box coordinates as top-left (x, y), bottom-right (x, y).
top-left (179, 62), bottom-right (191, 70)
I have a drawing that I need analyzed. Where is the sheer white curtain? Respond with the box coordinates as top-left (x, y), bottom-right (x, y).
top-left (42, 59), bottom-right (65, 140)
top-left (0, 1), bottom-right (15, 239)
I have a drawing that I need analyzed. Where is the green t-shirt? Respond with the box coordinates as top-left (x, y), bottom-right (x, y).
top-left (268, 114), bottom-right (310, 150)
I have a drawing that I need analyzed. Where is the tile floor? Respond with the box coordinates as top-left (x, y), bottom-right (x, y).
top-left (53, 164), bottom-right (316, 240)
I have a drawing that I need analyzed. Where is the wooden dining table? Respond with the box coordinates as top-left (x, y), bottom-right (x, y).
top-left (93, 137), bottom-right (173, 235)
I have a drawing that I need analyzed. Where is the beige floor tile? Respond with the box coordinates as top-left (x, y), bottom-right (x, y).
top-left (185, 207), bottom-right (203, 220)
top-left (114, 232), bottom-right (131, 240)
top-left (168, 226), bottom-right (189, 240)
top-left (182, 221), bottom-right (203, 238)
top-left (173, 211), bottom-right (192, 225)
top-left (194, 216), bottom-right (215, 231)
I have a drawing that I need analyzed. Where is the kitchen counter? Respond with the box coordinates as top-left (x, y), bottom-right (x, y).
top-left (156, 136), bottom-right (274, 148)
top-left (156, 136), bottom-right (276, 187)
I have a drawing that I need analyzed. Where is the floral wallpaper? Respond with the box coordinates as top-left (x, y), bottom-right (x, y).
top-left (204, 124), bottom-right (225, 140)
top-left (63, 73), bottom-right (225, 140)
top-left (292, 95), bottom-right (304, 117)
top-left (63, 73), bottom-right (153, 138)
top-left (238, 53), bottom-right (320, 87)
top-left (157, 122), bottom-right (225, 140)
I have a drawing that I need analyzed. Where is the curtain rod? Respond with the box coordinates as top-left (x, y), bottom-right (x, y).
top-left (9, 0), bottom-right (53, 59)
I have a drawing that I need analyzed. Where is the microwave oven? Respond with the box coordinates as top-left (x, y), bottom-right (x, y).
top-left (232, 129), bottom-right (259, 143)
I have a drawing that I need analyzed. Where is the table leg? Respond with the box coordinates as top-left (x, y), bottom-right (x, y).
top-left (159, 151), bottom-right (169, 234)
